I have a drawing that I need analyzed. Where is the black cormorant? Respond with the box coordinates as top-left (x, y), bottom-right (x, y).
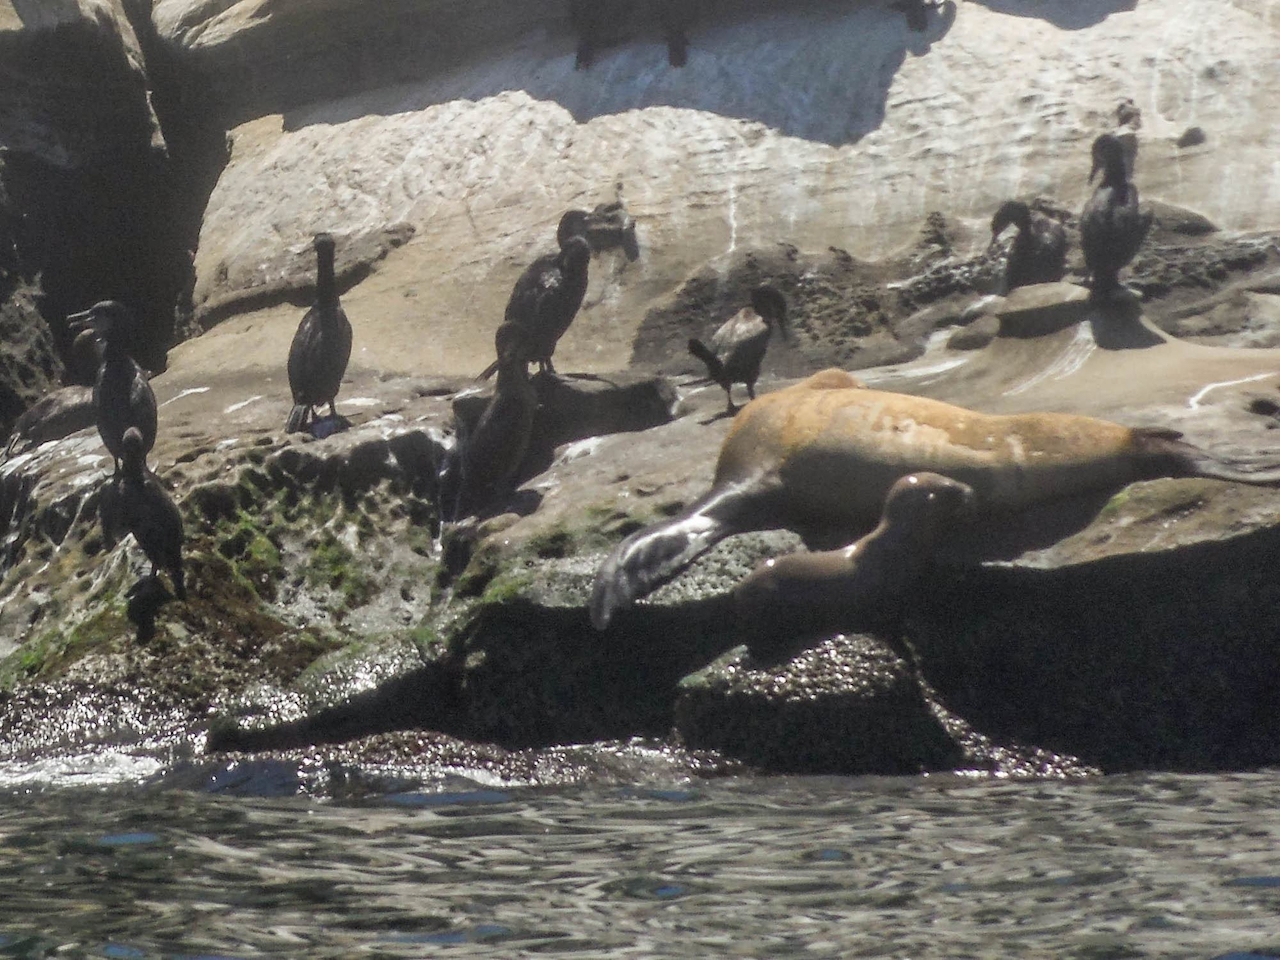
top-left (687, 285), bottom-right (790, 414)
top-left (658, 0), bottom-right (691, 66)
top-left (479, 210), bottom-right (592, 380)
top-left (990, 200), bottom-right (1068, 292)
top-left (68, 300), bottom-right (157, 476)
top-left (460, 323), bottom-right (538, 515)
top-left (286, 233), bottom-right (353, 434)
top-left (1081, 133), bottom-right (1153, 295)
top-left (117, 425), bottom-right (186, 601)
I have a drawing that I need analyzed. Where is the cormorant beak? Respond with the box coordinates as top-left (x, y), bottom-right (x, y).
top-left (66, 308), bottom-right (99, 334)
top-left (777, 313), bottom-right (792, 343)
top-left (1088, 157), bottom-right (1101, 184)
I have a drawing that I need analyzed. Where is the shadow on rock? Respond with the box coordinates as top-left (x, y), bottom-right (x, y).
top-left (967, 0), bottom-right (1137, 30)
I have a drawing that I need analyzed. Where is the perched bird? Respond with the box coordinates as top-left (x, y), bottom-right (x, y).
top-left (893, 0), bottom-right (934, 32)
top-left (1080, 133), bottom-right (1153, 295)
top-left (116, 425), bottom-right (186, 601)
top-left (989, 200), bottom-right (1068, 292)
top-left (68, 300), bottom-right (157, 476)
top-left (568, 0), bottom-right (607, 70)
top-left (286, 233), bottom-right (352, 434)
top-left (479, 210), bottom-right (592, 380)
top-left (459, 323), bottom-right (539, 516)
top-left (687, 285), bottom-right (790, 414)
top-left (657, 0), bottom-right (691, 66)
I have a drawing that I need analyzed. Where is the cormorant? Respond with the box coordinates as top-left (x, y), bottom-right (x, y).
top-left (687, 285), bottom-right (790, 414)
top-left (893, 0), bottom-right (935, 32)
top-left (68, 300), bottom-right (157, 476)
top-left (989, 200), bottom-right (1068, 292)
top-left (569, 0), bottom-right (607, 69)
top-left (1081, 133), bottom-right (1153, 295)
top-left (116, 425), bottom-right (186, 601)
top-left (460, 323), bottom-right (538, 515)
top-left (286, 233), bottom-right (352, 434)
top-left (658, 0), bottom-right (691, 66)
top-left (479, 210), bottom-right (592, 380)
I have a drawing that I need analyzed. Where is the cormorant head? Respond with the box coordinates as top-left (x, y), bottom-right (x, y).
top-left (313, 232), bottom-right (336, 264)
top-left (750, 285), bottom-right (790, 340)
top-left (560, 234), bottom-right (593, 273)
top-left (120, 425), bottom-right (147, 472)
top-left (1089, 133), bottom-right (1127, 185)
top-left (67, 300), bottom-right (133, 342)
top-left (556, 209), bottom-right (592, 249)
top-left (880, 472), bottom-right (976, 544)
top-left (990, 200), bottom-right (1031, 242)
top-left (493, 322), bottom-right (530, 366)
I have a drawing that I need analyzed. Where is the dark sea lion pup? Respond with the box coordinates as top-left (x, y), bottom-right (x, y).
top-left (734, 472), bottom-right (974, 660)
top-left (480, 210), bottom-right (592, 380)
top-left (1081, 133), bottom-right (1153, 296)
top-left (688, 285), bottom-right (790, 414)
top-left (286, 232), bottom-right (353, 434)
top-left (68, 300), bottom-right (157, 477)
top-left (116, 426), bottom-right (186, 601)
top-left (589, 370), bottom-right (1280, 629)
top-left (990, 200), bottom-right (1068, 293)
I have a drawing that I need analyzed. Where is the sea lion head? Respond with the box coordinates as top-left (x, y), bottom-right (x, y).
top-left (879, 471), bottom-right (976, 545)
top-left (990, 200), bottom-right (1031, 243)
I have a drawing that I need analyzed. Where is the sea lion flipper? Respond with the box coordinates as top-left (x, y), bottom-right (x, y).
top-left (589, 477), bottom-right (781, 630)
top-left (1134, 428), bottom-right (1280, 485)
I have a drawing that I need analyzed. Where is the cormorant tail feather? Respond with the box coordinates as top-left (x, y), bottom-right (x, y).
top-left (285, 404), bottom-right (310, 434)
top-left (687, 338), bottom-right (723, 382)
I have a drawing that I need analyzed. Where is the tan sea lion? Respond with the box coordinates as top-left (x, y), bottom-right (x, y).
top-left (733, 472), bottom-right (975, 662)
top-left (589, 368), bottom-right (1280, 629)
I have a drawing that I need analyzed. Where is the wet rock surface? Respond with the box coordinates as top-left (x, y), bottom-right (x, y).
top-left (3, 0), bottom-right (1280, 788)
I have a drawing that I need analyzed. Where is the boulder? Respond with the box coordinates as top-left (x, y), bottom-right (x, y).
top-left (0, 0), bottom-right (184, 376)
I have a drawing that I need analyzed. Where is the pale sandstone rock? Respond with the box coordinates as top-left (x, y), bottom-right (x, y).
top-left (172, 0), bottom-right (1280, 385)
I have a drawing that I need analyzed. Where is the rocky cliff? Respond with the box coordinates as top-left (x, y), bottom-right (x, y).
top-left (2, 0), bottom-right (1280, 791)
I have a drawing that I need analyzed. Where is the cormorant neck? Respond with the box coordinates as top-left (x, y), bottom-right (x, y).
top-left (1100, 155), bottom-right (1128, 189)
top-left (121, 457), bottom-right (145, 482)
top-left (102, 335), bottom-right (129, 362)
top-left (316, 246), bottom-right (337, 307)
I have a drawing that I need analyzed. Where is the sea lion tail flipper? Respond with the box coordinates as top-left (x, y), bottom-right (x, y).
top-left (589, 479), bottom-right (777, 630)
top-left (687, 338), bottom-right (723, 381)
top-left (1135, 428), bottom-right (1280, 485)
top-left (285, 404), bottom-right (310, 434)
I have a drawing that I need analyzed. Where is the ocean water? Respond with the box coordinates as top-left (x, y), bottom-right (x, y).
top-left (1, 771), bottom-right (1278, 958)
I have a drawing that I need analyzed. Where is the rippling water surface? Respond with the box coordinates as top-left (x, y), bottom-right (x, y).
top-left (2, 772), bottom-right (1279, 958)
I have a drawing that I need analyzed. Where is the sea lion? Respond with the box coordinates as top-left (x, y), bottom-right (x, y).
top-left (990, 200), bottom-right (1068, 293)
top-left (589, 369), bottom-right (1280, 629)
top-left (688, 285), bottom-right (790, 415)
top-left (286, 233), bottom-right (353, 435)
top-left (1081, 133), bottom-right (1153, 296)
top-left (68, 300), bottom-right (157, 477)
top-left (480, 210), bottom-right (592, 380)
top-left (734, 472), bottom-right (975, 661)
